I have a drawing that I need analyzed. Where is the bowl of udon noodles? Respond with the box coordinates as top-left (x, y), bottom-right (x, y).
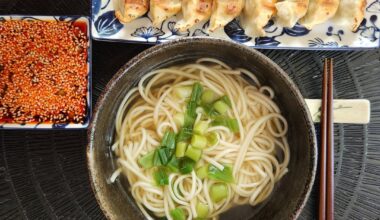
top-left (88, 37), bottom-right (317, 220)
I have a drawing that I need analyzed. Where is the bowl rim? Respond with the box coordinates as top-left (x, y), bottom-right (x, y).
top-left (87, 37), bottom-right (318, 220)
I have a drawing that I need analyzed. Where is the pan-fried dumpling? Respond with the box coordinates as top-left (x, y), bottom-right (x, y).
top-left (115, 0), bottom-right (149, 23)
top-left (334, 0), bottom-right (366, 31)
top-left (299, 0), bottom-right (340, 30)
top-left (149, 0), bottom-right (182, 26)
top-left (275, 0), bottom-right (309, 28)
top-left (175, 0), bottom-right (213, 31)
top-left (240, 0), bottom-right (277, 37)
top-left (209, 0), bottom-right (245, 32)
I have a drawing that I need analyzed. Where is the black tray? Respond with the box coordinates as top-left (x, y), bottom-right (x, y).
top-left (1, 1), bottom-right (380, 219)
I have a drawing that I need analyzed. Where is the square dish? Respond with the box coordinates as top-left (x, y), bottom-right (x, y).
top-left (91, 0), bottom-right (380, 49)
top-left (0, 15), bottom-right (91, 129)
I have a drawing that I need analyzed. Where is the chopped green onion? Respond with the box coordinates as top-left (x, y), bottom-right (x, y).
top-left (226, 119), bottom-right (239, 133)
top-left (206, 132), bottom-right (218, 147)
top-left (170, 208), bottom-right (186, 220)
top-left (167, 156), bottom-right (179, 172)
top-left (177, 83), bottom-right (204, 143)
top-left (157, 148), bottom-right (172, 165)
top-left (202, 103), bottom-right (219, 118)
top-left (185, 145), bottom-right (202, 161)
top-left (154, 167), bottom-right (169, 186)
top-left (179, 157), bottom-right (195, 174)
top-left (174, 113), bottom-right (185, 128)
top-left (211, 117), bottom-right (239, 133)
top-left (213, 100), bottom-right (229, 115)
top-left (210, 183), bottom-right (228, 203)
top-left (161, 131), bottom-right (170, 146)
top-left (190, 82), bottom-right (203, 103)
top-left (177, 127), bottom-right (193, 142)
top-left (161, 131), bottom-right (176, 149)
top-left (196, 165), bottom-right (209, 179)
top-left (191, 134), bottom-right (208, 149)
top-left (186, 101), bottom-right (197, 122)
top-left (196, 202), bottom-right (209, 218)
top-left (220, 95), bottom-right (232, 107)
top-left (138, 150), bottom-right (155, 169)
top-left (201, 89), bottom-right (218, 104)
top-left (175, 142), bottom-right (188, 157)
top-left (174, 86), bottom-right (193, 99)
top-left (193, 121), bottom-right (209, 135)
top-left (208, 164), bottom-right (234, 183)
top-left (153, 150), bottom-right (162, 166)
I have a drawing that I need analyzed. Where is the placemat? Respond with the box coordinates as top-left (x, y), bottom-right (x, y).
top-left (1, 1), bottom-right (380, 219)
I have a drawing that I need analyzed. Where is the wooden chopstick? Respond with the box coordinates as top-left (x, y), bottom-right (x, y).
top-left (319, 58), bottom-right (334, 220)
top-left (326, 59), bottom-right (334, 220)
top-left (319, 59), bottom-right (328, 220)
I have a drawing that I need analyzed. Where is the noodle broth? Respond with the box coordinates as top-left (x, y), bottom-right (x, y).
top-left (88, 38), bottom-right (317, 220)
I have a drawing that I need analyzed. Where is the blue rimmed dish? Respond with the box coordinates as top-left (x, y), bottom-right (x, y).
top-left (0, 15), bottom-right (91, 129)
top-left (91, 0), bottom-right (380, 50)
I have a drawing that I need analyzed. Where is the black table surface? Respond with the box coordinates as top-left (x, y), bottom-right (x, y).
top-left (1, 0), bottom-right (380, 219)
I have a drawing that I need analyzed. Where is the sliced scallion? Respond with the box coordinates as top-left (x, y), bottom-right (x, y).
top-left (196, 202), bottom-right (209, 218)
top-left (201, 89), bottom-right (218, 104)
top-left (138, 150), bottom-right (155, 169)
top-left (210, 183), bottom-right (228, 203)
top-left (179, 157), bottom-right (195, 174)
top-left (220, 95), bottom-right (232, 107)
top-left (175, 142), bottom-right (188, 158)
top-left (170, 207), bottom-right (186, 220)
top-left (167, 156), bottom-right (179, 173)
top-left (174, 113), bottom-right (185, 128)
top-left (191, 134), bottom-right (207, 149)
top-left (208, 164), bottom-right (234, 183)
top-left (185, 145), bottom-right (202, 161)
top-left (211, 116), bottom-right (239, 133)
top-left (157, 148), bottom-right (172, 165)
top-left (193, 120), bottom-right (209, 135)
top-left (206, 132), bottom-right (218, 147)
top-left (213, 100), bottom-right (229, 115)
top-left (196, 165), bottom-right (208, 179)
top-left (154, 167), bottom-right (169, 186)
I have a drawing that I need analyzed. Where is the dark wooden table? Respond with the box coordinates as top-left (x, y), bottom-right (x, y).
top-left (1, 0), bottom-right (380, 219)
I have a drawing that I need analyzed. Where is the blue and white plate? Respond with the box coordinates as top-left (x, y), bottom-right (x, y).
top-left (0, 15), bottom-right (91, 129)
top-left (92, 0), bottom-right (380, 49)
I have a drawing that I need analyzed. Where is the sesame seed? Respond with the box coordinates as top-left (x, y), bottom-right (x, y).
top-left (0, 20), bottom-right (88, 124)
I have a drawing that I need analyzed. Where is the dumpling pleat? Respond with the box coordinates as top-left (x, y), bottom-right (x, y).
top-left (115, 0), bottom-right (150, 23)
top-left (299, 0), bottom-right (340, 30)
top-left (275, 0), bottom-right (309, 28)
top-left (333, 0), bottom-right (367, 31)
top-left (209, 0), bottom-right (245, 32)
top-left (150, 0), bottom-right (182, 26)
top-left (240, 0), bottom-right (277, 37)
top-left (175, 0), bottom-right (213, 31)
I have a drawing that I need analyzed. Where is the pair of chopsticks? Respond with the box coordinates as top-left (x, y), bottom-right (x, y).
top-left (319, 58), bottom-right (334, 220)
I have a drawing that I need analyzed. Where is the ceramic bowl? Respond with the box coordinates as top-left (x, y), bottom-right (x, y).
top-left (87, 37), bottom-right (317, 220)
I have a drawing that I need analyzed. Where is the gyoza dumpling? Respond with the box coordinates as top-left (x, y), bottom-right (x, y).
top-left (275, 0), bottom-right (309, 28)
top-left (115, 0), bottom-right (149, 23)
top-left (209, 0), bottom-right (245, 32)
top-left (299, 0), bottom-right (340, 30)
top-left (240, 0), bottom-right (277, 37)
top-left (334, 0), bottom-right (366, 31)
top-left (175, 0), bottom-right (213, 31)
top-left (150, 0), bottom-right (182, 26)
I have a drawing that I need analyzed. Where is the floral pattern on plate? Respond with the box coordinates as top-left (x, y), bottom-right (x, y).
top-left (92, 0), bottom-right (380, 49)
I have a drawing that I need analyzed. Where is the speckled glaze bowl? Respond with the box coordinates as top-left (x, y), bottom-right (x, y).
top-left (87, 37), bottom-right (317, 220)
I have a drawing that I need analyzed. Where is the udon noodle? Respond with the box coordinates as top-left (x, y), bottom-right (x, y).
top-left (110, 58), bottom-right (290, 220)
